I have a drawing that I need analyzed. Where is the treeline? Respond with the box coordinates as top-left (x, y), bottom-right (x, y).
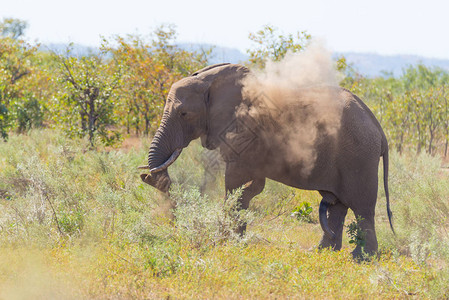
top-left (1, 20), bottom-right (448, 155)
top-left (344, 66), bottom-right (449, 156)
top-left (0, 19), bottom-right (208, 146)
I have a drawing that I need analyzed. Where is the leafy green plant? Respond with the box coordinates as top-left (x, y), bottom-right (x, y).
top-left (346, 216), bottom-right (366, 248)
top-left (247, 24), bottom-right (311, 69)
top-left (52, 46), bottom-right (123, 148)
top-left (14, 95), bottom-right (44, 133)
top-left (58, 208), bottom-right (85, 236)
top-left (291, 201), bottom-right (314, 223)
top-left (0, 98), bottom-right (9, 141)
top-left (171, 185), bottom-right (254, 248)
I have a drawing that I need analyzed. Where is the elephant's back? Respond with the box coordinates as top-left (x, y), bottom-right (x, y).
top-left (338, 89), bottom-right (384, 157)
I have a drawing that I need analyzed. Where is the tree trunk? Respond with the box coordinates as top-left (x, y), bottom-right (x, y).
top-left (144, 115), bottom-right (150, 136)
top-left (428, 132), bottom-right (434, 155)
top-left (88, 95), bottom-right (96, 147)
top-left (445, 139), bottom-right (448, 157)
top-left (397, 131), bottom-right (403, 155)
top-left (81, 112), bottom-right (87, 132)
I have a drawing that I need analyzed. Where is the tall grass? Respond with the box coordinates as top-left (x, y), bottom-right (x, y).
top-left (0, 129), bottom-right (448, 298)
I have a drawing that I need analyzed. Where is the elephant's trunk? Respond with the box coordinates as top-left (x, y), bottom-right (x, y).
top-left (148, 110), bottom-right (183, 167)
top-left (142, 111), bottom-right (184, 192)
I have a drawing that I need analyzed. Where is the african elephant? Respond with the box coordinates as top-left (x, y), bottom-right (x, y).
top-left (139, 63), bottom-right (394, 258)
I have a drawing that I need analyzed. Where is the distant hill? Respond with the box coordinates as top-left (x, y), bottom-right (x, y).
top-left (40, 42), bottom-right (449, 78)
top-left (181, 44), bottom-right (449, 77)
top-left (339, 52), bottom-right (449, 77)
top-left (40, 43), bottom-right (99, 56)
top-left (177, 43), bottom-right (249, 65)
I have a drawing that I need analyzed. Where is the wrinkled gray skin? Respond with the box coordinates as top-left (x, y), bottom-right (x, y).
top-left (140, 63), bottom-right (393, 258)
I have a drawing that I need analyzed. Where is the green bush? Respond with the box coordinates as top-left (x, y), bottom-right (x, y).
top-left (171, 185), bottom-right (254, 248)
top-left (346, 216), bottom-right (366, 248)
top-left (291, 201), bottom-right (314, 223)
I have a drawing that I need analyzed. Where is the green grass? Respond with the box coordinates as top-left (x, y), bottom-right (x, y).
top-left (0, 129), bottom-right (448, 299)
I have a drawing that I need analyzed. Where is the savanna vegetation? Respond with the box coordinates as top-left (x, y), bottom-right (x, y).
top-left (1, 19), bottom-right (449, 298)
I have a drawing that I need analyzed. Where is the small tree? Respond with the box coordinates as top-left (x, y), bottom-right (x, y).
top-left (53, 47), bottom-right (122, 147)
top-left (0, 18), bottom-right (40, 139)
top-left (0, 18), bottom-right (27, 40)
top-left (247, 24), bottom-right (311, 69)
top-left (0, 91), bottom-right (8, 140)
top-left (443, 85), bottom-right (449, 157)
top-left (401, 65), bottom-right (449, 154)
top-left (110, 25), bottom-right (208, 136)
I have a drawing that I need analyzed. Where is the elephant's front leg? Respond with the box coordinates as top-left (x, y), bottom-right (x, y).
top-left (225, 163), bottom-right (265, 235)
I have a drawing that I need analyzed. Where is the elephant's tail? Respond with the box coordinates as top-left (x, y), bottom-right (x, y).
top-left (383, 145), bottom-right (395, 235)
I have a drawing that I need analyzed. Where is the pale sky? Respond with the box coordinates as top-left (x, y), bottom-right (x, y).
top-left (2, 0), bottom-right (449, 59)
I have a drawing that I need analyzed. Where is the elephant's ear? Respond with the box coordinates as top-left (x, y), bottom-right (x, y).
top-left (191, 63), bottom-right (231, 76)
top-left (194, 65), bottom-right (231, 150)
top-left (200, 65), bottom-right (250, 151)
top-left (201, 88), bottom-right (215, 149)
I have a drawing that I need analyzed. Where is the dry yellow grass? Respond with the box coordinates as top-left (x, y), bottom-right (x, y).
top-left (0, 130), bottom-right (448, 299)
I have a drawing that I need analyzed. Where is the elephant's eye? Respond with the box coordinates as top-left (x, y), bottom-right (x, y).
top-left (180, 110), bottom-right (196, 121)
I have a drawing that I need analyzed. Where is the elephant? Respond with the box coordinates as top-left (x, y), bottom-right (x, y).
top-left (139, 63), bottom-right (394, 258)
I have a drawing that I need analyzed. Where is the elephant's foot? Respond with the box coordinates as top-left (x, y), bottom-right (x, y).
top-left (351, 245), bottom-right (376, 262)
top-left (316, 201), bottom-right (347, 252)
top-left (317, 244), bottom-right (333, 251)
top-left (350, 213), bottom-right (378, 261)
top-left (318, 233), bottom-right (342, 251)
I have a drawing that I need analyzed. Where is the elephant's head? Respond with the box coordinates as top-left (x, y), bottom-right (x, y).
top-left (140, 63), bottom-right (249, 192)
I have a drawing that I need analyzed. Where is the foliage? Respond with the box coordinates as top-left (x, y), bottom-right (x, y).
top-left (52, 46), bottom-right (123, 147)
top-left (0, 91), bottom-right (8, 140)
top-left (108, 25), bottom-right (208, 136)
top-left (1, 19), bottom-right (447, 157)
top-left (0, 18), bottom-right (27, 40)
top-left (346, 216), bottom-right (366, 248)
top-left (171, 185), bottom-right (254, 249)
top-left (247, 24), bottom-right (311, 69)
top-left (14, 94), bottom-right (44, 133)
top-left (0, 18), bottom-right (41, 139)
top-left (291, 201), bottom-right (315, 223)
top-left (342, 63), bottom-right (449, 156)
top-left (379, 152), bottom-right (449, 266)
top-left (0, 21), bottom-right (207, 144)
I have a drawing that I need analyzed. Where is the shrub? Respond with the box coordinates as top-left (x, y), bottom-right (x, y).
top-left (346, 216), bottom-right (366, 248)
top-left (378, 151), bottom-right (449, 266)
top-left (171, 185), bottom-right (255, 248)
top-left (291, 201), bottom-right (315, 223)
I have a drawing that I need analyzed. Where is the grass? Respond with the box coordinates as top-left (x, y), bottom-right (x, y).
top-left (0, 129), bottom-right (448, 299)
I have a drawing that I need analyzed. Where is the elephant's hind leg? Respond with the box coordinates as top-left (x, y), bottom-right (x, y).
top-left (318, 191), bottom-right (348, 250)
top-left (351, 207), bottom-right (378, 259)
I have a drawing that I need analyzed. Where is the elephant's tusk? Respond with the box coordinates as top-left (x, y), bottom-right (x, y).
top-left (149, 148), bottom-right (182, 174)
top-left (138, 165), bottom-right (150, 169)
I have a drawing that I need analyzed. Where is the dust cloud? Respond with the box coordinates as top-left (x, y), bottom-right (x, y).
top-left (0, 250), bottom-right (82, 299)
top-left (240, 40), bottom-right (345, 176)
